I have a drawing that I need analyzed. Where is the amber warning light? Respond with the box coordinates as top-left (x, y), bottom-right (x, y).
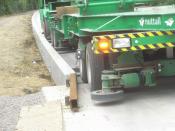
top-left (98, 38), bottom-right (110, 51)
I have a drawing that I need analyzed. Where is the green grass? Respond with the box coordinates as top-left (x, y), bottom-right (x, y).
top-left (0, 0), bottom-right (38, 15)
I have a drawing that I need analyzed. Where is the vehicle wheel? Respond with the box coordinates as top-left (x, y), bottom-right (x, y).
top-left (86, 43), bottom-right (104, 91)
top-left (91, 90), bottom-right (124, 102)
top-left (51, 30), bottom-right (57, 48)
top-left (43, 19), bottom-right (50, 39)
top-left (80, 50), bottom-right (88, 83)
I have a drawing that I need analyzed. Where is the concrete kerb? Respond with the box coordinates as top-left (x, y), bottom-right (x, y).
top-left (31, 12), bottom-right (78, 110)
top-left (32, 12), bottom-right (75, 85)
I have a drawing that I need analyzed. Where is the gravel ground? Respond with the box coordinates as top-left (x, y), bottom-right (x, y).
top-left (0, 92), bottom-right (45, 131)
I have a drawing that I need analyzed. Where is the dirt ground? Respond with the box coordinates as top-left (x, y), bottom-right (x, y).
top-left (0, 12), bottom-right (55, 96)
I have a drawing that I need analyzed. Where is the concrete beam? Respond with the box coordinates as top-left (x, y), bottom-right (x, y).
top-left (32, 12), bottom-right (75, 86)
top-left (32, 12), bottom-right (78, 110)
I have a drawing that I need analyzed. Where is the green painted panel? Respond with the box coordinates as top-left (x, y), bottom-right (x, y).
top-left (117, 51), bottom-right (144, 65)
top-left (76, 14), bottom-right (175, 34)
top-left (131, 35), bottom-right (175, 46)
top-left (158, 59), bottom-right (175, 76)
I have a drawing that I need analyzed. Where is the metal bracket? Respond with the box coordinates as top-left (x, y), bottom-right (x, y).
top-left (76, 49), bottom-right (83, 60)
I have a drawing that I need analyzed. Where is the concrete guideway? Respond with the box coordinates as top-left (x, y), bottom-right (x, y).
top-left (32, 12), bottom-right (74, 86)
top-left (32, 12), bottom-right (78, 110)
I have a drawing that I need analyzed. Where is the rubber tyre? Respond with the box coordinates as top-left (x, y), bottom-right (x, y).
top-left (43, 19), bottom-right (50, 39)
top-left (91, 90), bottom-right (124, 102)
top-left (50, 30), bottom-right (54, 46)
top-left (80, 50), bottom-right (88, 83)
top-left (50, 30), bottom-right (57, 48)
top-left (86, 44), bottom-right (104, 91)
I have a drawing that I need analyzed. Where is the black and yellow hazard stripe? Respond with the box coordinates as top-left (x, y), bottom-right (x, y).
top-left (94, 31), bottom-right (175, 40)
top-left (115, 31), bottom-right (175, 38)
top-left (93, 42), bottom-right (175, 54)
top-left (93, 31), bottom-right (175, 54)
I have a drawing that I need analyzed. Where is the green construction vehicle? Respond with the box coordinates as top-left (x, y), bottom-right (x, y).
top-left (39, 0), bottom-right (175, 102)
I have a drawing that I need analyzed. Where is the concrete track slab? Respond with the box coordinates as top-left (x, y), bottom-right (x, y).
top-left (16, 101), bottom-right (63, 131)
top-left (42, 86), bottom-right (69, 103)
top-left (60, 52), bottom-right (77, 69)
top-left (59, 52), bottom-right (175, 131)
top-left (63, 78), bottom-right (175, 131)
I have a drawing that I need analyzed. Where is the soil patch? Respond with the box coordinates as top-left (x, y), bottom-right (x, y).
top-left (0, 12), bottom-right (55, 96)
